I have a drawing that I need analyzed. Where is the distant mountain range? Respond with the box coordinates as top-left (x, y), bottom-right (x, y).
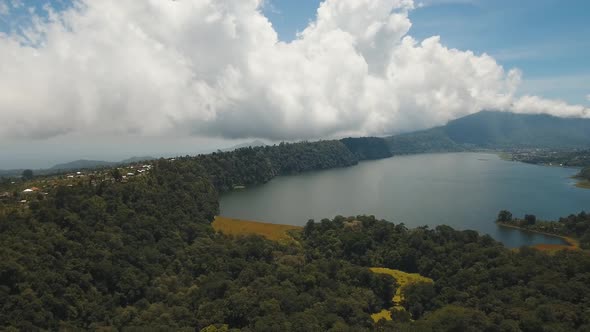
top-left (0, 140), bottom-right (269, 177)
top-left (221, 140), bottom-right (267, 152)
top-left (49, 156), bottom-right (154, 171)
top-left (3, 111), bottom-right (590, 177)
top-left (0, 156), bottom-right (155, 177)
top-left (386, 111), bottom-right (590, 153)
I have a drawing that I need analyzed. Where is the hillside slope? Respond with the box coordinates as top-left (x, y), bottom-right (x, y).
top-left (443, 111), bottom-right (590, 148)
top-left (385, 111), bottom-right (590, 152)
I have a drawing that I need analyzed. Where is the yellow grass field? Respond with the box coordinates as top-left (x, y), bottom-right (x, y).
top-left (370, 267), bottom-right (433, 322)
top-left (531, 243), bottom-right (579, 254)
top-left (531, 236), bottom-right (580, 254)
top-left (575, 180), bottom-right (590, 190)
top-left (212, 216), bottom-right (302, 243)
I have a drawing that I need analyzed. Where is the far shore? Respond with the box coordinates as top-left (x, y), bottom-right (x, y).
top-left (495, 151), bottom-right (589, 190)
top-left (496, 221), bottom-right (579, 250)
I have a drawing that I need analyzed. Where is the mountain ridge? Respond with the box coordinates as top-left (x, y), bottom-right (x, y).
top-left (385, 110), bottom-right (590, 152)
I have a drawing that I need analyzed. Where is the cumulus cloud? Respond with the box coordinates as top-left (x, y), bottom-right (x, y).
top-left (0, 0), bottom-right (587, 140)
top-left (0, 1), bottom-right (9, 15)
top-left (512, 95), bottom-right (590, 118)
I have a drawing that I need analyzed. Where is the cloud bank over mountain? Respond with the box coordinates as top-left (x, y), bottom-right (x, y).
top-left (0, 0), bottom-right (588, 140)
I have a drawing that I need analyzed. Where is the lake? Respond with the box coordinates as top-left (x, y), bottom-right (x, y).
top-left (220, 153), bottom-right (590, 247)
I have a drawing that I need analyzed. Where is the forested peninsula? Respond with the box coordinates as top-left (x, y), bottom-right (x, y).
top-left (497, 210), bottom-right (590, 250)
top-left (2, 138), bottom-right (590, 331)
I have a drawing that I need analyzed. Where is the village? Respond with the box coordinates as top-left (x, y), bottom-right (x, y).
top-left (503, 148), bottom-right (590, 167)
top-left (0, 161), bottom-right (159, 208)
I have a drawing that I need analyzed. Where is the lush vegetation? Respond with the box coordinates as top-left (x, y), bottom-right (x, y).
top-left (194, 140), bottom-right (362, 192)
top-left (385, 128), bottom-right (464, 154)
top-left (303, 216), bottom-right (590, 331)
top-left (497, 210), bottom-right (590, 249)
top-left (369, 267), bottom-right (433, 322)
top-left (341, 137), bottom-right (393, 160)
top-left (3, 139), bottom-right (590, 330)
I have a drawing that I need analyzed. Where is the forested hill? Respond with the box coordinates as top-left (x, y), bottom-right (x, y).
top-left (444, 111), bottom-right (590, 148)
top-left (385, 111), bottom-right (590, 152)
top-left (3, 140), bottom-right (590, 330)
top-left (193, 138), bottom-right (391, 192)
top-left (340, 137), bottom-right (393, 160)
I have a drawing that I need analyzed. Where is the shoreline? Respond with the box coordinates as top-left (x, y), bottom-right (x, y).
top-left (496, 151), bottom-right (589, 190)
top-left (574, 179), bottom-right (590, 189)
top-left (496, 222), bottom-right (579, 249)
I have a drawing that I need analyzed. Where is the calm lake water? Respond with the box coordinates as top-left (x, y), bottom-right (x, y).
top-left (220, 153), bottom-right (590, 247)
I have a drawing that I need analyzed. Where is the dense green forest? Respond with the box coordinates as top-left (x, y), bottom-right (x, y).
top-left (193, 140), bottom-right (358, 192)
top-left (497, 210), bottom-right (590, 249)
top-left (3, 139), bottom-right (590, 330)
top-left (384, 128), bottom-right (464, 154)
top-left (340, 137), bottom-right (393, 160)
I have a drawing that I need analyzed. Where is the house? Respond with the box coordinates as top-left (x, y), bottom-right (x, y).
top-left (22, 189), bottom-right (34, 193)
top-left (0, 192), bottom-right (11, 200)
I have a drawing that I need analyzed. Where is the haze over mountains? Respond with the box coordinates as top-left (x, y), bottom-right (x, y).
top-left (388, 111), bottom-right (590, 152)
top-left (0, 140), bottom-right (269, 176)
top-left (49, 156), bottom-right (155, 171)
top-left (443, 111), bottom-right (590, 148)
top-left (3, 111), bottom-right (590, 176)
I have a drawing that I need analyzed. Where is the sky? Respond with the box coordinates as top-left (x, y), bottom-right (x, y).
top-left (0, 0), bottom-right (589, 169)
top-left (263, 0), bottom-right (590, 105)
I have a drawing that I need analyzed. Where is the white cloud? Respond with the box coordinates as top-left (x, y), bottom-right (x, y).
top-left (9, 0), bottom-right (22, 9)
top-left (0, 1), bottom-right (9, 15)
top-left (512, 95), bottom-right (590, 118)
top-left (0, 0), bottom-right (587, 141)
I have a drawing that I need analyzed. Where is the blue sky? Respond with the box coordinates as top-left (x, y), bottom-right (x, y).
top-left (1, 0), bottom-right (588, 104)
top-left (262, 0), bottom-right (590, 105)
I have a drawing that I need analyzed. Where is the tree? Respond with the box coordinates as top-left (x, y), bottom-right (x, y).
top-left (111, 169), bottom-right (123, 182)
top-left (497, 210), bottom-right (512, 223)
top-left (22, 169), bottom-right (33, 180)
top-left (402, 282), bottom-right (437, 319)
top-left (524, 214), bottom-right (536, 225)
